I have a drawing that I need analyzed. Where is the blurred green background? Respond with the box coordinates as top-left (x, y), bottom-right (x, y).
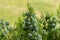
top-left (0, 0), bottom-right (60, 25)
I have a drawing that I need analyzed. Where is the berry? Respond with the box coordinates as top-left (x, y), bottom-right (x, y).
top-left (0, 21), bottom-right (4, 25)
top-left (5, 22), bottom-right (10, 26)
top-left (25, 12), bottom-right (30, 16)
top-left (28, 33), bottom-right (32, 37)
top-left (48, 20), bottom-right (53, 24)
top-left (0, 19), bottom-right (4, 25)
top-left (25, 22), bottom-right (31, 25)
top-left (45, 15), bottom-right (51, 20)
top-left (7, 26), bottom-right (11, 31)
top-left (29, 25), bottom-right (33, 29)
top-left (4, 30), bottom-right (8, 34)
top-left (23, 27), bottom-right (28, 31)
top-left (32, 31), bottom-right (37, 36)
top-left (43, 21), bottom-right (46, 25)
top-left (52, 23), bottom-right (56, 28)
top-left (1, 32), bottom-right (6, 36)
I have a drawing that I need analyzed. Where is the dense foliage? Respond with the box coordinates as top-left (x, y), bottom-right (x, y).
top-left (8, 4), bottom-right (60, 40)
top-left (16, 3), bottom-right (42, 40)
top-left (0, 3), bottom-right (60, 40)
top-left (0, 19), bottom-right (12, 40)
top-left (38, 10), bottom-right (60, 40)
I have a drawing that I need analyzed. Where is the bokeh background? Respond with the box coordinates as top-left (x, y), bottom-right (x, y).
top-left (0, 0), bottom-right (60, 25)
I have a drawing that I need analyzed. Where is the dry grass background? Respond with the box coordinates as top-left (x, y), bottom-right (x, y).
top-left (0, 0), bottom-right (60, 25)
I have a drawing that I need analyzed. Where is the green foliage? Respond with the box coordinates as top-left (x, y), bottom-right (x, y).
top-left (0, 3), bottom-right (59, 40)
top-left (16, 3), bottom-right (42, 40)
top-left (57, 4), bottom-right (60, 18)
top-left (57, 4), bottom-right (60, 23)
top-left (13, 15), bottom-right (24, 40)
top-left (0, 19), bottom-right (12, 40)
top-left (39, 14), bottom-right (60, 40)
